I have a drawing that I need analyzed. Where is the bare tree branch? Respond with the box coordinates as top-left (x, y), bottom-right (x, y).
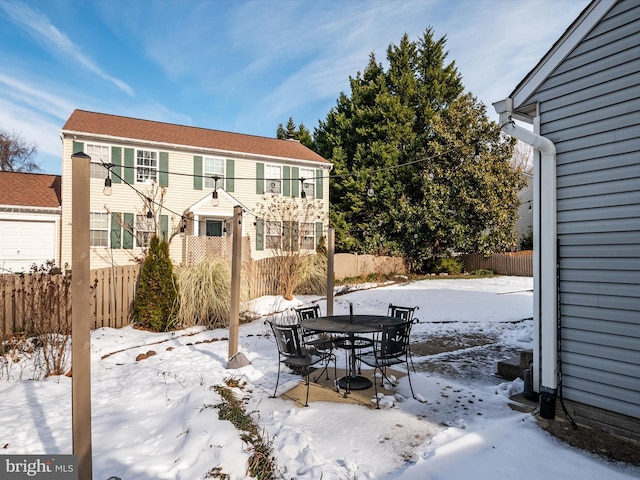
top-left (0, 129), bottom-right (40, 172)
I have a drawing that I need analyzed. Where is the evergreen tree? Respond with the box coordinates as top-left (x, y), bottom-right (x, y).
top-left (315, 28), bottom-right (523, 271)
top-left (133, 235), bottom-right (179, 331)
top-left (276, 117), bottom-right (314, 149)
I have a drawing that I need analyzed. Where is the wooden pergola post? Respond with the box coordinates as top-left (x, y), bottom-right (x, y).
top-left (71, 151), bottom-right (93, 478)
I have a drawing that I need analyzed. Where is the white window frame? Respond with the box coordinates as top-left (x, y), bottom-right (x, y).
top-left (135, 214), bottom-right (155, 248)
top-left (300, 167), bottom-right (315, 198)
top-left (204, 157), bottom-right (225, 189)
top-left (136, 149), bottom-right (158, 184)
top-left (265, 220), bottom-right (281, 250)
top-left (86, 143), bottom-right (110, 179)
top-left (90, 212), bottom-right (109, 247)
top-left (265, 164), bottom-right (281, 194)
top-left (301, 222), bottom-right (315, 250)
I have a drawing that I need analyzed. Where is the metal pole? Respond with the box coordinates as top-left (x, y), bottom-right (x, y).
top-left (71, 151), bottom-right (92, 478)
top-left (228, 205), bottom-right (242, 360)
top-left (327, 228), bottom-right (335, 316)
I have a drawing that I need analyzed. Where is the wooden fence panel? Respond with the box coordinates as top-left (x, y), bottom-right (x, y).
top-left (461, 252), bottom-right (533, 277)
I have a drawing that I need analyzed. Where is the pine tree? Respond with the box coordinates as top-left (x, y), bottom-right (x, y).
top-left (315, 28), bottom-right (523, 271)
top-left (276, 117), bottom-right (314, 149)
top-left (133, 235), bottom-right (179, 331)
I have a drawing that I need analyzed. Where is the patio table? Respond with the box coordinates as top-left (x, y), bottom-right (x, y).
top-left (300, 314), bottom-right (403, 392)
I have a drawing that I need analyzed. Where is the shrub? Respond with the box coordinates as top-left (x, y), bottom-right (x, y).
top-left (434, 256), bottom-right (464, 275)
top-left (133, 236), bottom-right (179, 331)
top-left (471, 269), bottom-right (494, 276)
top-left (520, 229), bottom-right (534, 250)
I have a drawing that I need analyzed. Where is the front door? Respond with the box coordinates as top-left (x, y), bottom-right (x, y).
top-left (206, 220), bottom-right (223, 237)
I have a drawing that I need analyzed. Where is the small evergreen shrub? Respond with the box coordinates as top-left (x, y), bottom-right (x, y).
top-left (434, 256), bottom-right (464, 275)
top-left (133, 236), bottom-right (179, 331)
top-left (471, 269), bottom-right (494, 276)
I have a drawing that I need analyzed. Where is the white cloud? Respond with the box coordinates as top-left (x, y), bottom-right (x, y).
top-left (0, 1), bottom-right (134, 96)
top-left (0, 72), bottom-right (75, 120)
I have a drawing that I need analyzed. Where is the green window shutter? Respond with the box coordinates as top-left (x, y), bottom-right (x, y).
top-left (124, 148), bottom-right (135, 184)
top-left (255, 218), bottom-right (264, 251)
top-left (291, 167), bottom-right (299, 197)
top-left (123, 213), bottom-right (134, 249)
top-left (315, 222), bottom-right (323, 247)
top-left (111, 147), bottom-right (122, 184)
top-left (256, 163), bottom-right (264, 194)
top-left (72, 141), bottom-right (84, 154)
top-left (193, 156), bottom-right (203, 190)
top-left (315, 169), bottom-right (324, 199)
top-left (225, 159), bottom-right (235, 192)
top-left (159, 152), bottom-right (169, 187)
top-left (110, 212), bottom-right (122, 249)
top-left (283, 166), bottom-right (291, 196)
top-left (160, 215), bottom-right (169, 242)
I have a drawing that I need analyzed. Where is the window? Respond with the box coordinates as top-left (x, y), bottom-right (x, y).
top-left (86, 144), bottom-right (110, 179)
top-left (265, 221), bottom-right (281, 249)
top-left (301, 222), bottom-right (315, 250)
top-left (204, 157), bottom-right (225, 189)
top-left (300, 168), bottom-right (315, 198)
top-left (90, 212), bottom-right (109, 247)
top-left (265, 164), bottom-right (281, 194)
top-left (136, 149), bottom-right (157, 183)
top-left (135, 214), bottom-right (154, 248)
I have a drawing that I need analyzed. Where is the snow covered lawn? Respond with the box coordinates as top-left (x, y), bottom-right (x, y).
top-left (1, 276), bottom-right (638, 479)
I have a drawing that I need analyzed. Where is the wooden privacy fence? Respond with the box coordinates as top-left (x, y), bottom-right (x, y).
top-left (334, 253), bottom-right (406, 280)
top-left (90, 264), bottom-right (140, 329)
top-left (1, 265), bottom-right (140, 338)
top-left (461, 251), bottom-right (533, 277)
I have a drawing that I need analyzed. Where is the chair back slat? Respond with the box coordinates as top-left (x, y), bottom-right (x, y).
top-left (294, 304), bottom-right (321, 321)
top-left (378, 320), bottom-right (412, 359)
top-left (269, 322), bottom-right (304, 357)
top-left (387, 304), bottom-right (418, 322)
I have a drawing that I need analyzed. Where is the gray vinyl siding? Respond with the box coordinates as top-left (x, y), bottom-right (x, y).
top-left (527, 1), bottom-right (640, 419)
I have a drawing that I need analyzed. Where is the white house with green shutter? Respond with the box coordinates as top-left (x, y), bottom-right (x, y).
top-left (59, 110), bottom-right (331, 269)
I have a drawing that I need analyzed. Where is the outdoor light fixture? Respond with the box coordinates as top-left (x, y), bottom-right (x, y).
top-left (367, 180), bottom-right (375, 198)
top-left (103, 163), bottom-right (114, 196)
top-left (103, 176), bottom-right (112, 196)
top-left (300, 178), bottom-right (306, 199)
top-left (474, 145), bottom-right (481, 162)
top-left (211, 176), bottom-right (220, 206)
top-left (180, 217), bottom-right (187, 233)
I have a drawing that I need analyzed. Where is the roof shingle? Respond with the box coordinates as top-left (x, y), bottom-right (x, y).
top-left (0, 171), bottom-right (62, 208)
top-left (62, 110), bottom-right (328, 164)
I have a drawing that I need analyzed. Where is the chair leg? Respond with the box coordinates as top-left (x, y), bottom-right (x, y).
top-left (303, 372), bottom-right (310, 407)
top-left (406, 355), bottom-right (416, 399)
top-left (372, 367), bottom-right (380, 409)
top-left (272, 362), bottom-right (281, 399)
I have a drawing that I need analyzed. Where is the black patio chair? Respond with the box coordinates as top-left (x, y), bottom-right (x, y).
top-left (387, 303), bottom-right (419, 372)
top-left (267, 320), bottom-right (336, 407)
top-left (295, 305), bottom-right (335, 380)
top-left (359, 319), bottom-right (416, 409)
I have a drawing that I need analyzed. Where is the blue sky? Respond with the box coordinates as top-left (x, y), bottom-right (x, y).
top-left (1, 0), bottom-right (589, 175)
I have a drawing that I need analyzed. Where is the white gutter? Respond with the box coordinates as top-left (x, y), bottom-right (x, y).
top-left (493, 98), bottom-right (558, 400)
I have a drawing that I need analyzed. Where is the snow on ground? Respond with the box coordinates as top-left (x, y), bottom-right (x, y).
top-left (1, 276), bottom-right (638, 479)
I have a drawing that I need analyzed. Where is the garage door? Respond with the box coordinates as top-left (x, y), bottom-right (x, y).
top-left (0, 219), bottom-right (56, 273)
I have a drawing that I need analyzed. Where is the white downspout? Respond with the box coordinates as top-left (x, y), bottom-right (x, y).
top-left (494, 98), bottom-right (558, 417)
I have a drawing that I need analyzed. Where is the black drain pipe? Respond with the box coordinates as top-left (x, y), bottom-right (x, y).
top-left (554, 239), bottom-right (578, 427)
